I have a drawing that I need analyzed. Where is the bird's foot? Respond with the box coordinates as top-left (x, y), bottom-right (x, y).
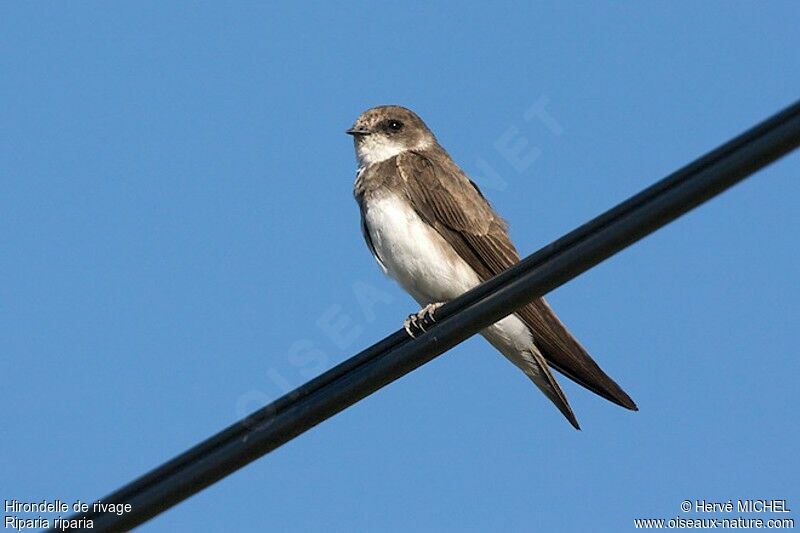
top-left (403, 302), bottom-right (445, 338)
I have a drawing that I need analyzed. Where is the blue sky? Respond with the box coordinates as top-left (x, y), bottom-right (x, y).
top-left (2, 2), bottom-right (798, 531)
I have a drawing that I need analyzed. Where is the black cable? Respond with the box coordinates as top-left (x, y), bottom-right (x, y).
top-left (54, 100), bottom-right (800, 532)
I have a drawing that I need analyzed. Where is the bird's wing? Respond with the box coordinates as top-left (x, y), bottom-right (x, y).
top-left (359, 208), bottom-right (387, 273)
top-left (396, 150), bottom-right (637, 411)
top-left (354, 167), bottom-right (388, 273)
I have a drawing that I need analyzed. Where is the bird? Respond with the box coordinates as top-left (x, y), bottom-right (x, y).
top-left (348, 105), bottom-right (636, 429)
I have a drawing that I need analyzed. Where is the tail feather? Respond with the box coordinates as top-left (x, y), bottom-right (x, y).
top-left (519, 297), bottom-right (638, 411)
top-left (524, 347), bottom-right (581, 430)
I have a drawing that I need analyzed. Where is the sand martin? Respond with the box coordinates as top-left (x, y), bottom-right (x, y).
top-left (348, 105), bottom-right (636, 428)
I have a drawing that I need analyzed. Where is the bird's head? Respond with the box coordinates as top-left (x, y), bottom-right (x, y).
top-left (347, 105), bottom-right (435, 166)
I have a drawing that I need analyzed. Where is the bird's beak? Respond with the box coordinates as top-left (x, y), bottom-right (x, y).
top-left (346, 127), bottom-right (372, 136)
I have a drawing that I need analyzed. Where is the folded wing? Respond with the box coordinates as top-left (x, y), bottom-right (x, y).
top-left (395, 150), bottom-right (637, 410)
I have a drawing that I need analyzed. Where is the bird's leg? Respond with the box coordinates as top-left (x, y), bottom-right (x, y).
top-left (403, 302), bottom-right (445, 338)
top-left (419, 302), bottom-right (444, 329)
top-left (403, 313), bottom-right (422, 338)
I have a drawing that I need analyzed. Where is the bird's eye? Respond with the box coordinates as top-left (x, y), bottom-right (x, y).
top-left (386, 120), bottom-right (403, 132)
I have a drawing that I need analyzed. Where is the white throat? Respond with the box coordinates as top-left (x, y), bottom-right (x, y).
top-left (356, 136), bottom-right (431, 166)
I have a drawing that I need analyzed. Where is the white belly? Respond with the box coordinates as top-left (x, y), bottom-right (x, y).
top-left (363, 193), bottom-right (480, 304)
top-left (363, 193), bottom-right (536, 367)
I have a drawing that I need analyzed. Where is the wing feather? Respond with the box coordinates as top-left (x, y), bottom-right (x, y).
top-left (396, 150), bottom-right (636, 410)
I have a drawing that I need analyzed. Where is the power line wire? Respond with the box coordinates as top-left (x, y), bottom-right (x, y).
top-left (54, 100), bottom-right (800, 532)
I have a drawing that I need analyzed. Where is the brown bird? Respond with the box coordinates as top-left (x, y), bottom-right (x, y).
top-left (348, 105), bottom-right (636, 429)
